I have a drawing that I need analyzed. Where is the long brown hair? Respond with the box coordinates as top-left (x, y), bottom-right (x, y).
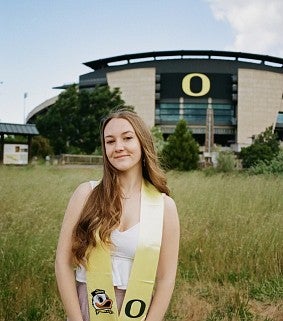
top-left (71, 108), bottom-right (169, 266)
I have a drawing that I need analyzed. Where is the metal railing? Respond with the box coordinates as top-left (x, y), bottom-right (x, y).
top-left (60, 154), bottom-right (103, 165)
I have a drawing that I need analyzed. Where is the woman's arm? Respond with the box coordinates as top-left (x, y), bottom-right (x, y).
top-left (55, 182), bottom-right (92, 321)
top-left (145, 195), bottom-right (180, 321)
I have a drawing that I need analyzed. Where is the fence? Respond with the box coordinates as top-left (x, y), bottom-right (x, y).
top-left (59, 154), bottom-right (103, 166)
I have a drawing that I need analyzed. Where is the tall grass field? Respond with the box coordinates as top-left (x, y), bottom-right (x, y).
top-left (0, 165), bottom-right (282, 320)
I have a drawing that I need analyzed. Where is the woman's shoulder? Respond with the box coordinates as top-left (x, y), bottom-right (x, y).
top-left (74, 181), bottom-right (93, 194)
top-left (163, 194), bottom-right (177, 211)
top-left (73, 179), bottom-right (101, 198)
top-left (163, 194), bottom-right (180, 235)
top-left (63, 182), bottom-right (93, 224)
top-left (69, 181), bottom-right (95, 204)
top-left (163, 194), bottom-right (179, 220)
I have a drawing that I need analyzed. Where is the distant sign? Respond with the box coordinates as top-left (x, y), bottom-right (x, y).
top-left (160, 73), bottom-right (232, 100)
top-left (3, 144), bottom-right (28, 165)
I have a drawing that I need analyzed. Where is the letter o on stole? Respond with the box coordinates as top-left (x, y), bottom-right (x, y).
top-left (182, 73), bottom-right (210, 97)
top-left (125, 299), bottom-right (146, 318)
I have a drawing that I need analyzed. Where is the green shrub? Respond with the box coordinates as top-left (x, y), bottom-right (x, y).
top-left (239, 126), bottom-right (280, 168)
top-left (250, 149), bottom-right (283, 174)
top-left (216, 151), bottom-right (236, 172)
top-left (161, 119), bottom-right (199, 171)
top-left (31, 135), bottom-right (53, 159)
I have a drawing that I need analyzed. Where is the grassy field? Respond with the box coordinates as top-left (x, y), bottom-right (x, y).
top-left (0, 165), bottom-right (282, 321)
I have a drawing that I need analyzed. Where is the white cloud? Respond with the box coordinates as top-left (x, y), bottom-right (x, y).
top-left (205, 0), bottom-right (283, 57)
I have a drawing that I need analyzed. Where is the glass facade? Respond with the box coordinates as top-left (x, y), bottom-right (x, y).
top-left (276, 112), bottom-right (283, 124)
top-left (155, 102), bottom-right (234, 126)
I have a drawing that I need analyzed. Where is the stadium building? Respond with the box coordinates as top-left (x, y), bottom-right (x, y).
top-left (27, 50), bottom-right (283, 151)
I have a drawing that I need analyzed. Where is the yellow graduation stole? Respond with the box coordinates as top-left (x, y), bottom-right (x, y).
top-left (86, 180), bottom-right (164, 320)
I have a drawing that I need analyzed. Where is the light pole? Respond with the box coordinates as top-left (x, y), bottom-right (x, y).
top-left (207, 97), bottom-right (212, 154)
top-left (0, 82), bottom-right (3, 122)
top-left (205, 97), bottom-right (214, 155)
top-left (23, 92), bottom-right (28, 124)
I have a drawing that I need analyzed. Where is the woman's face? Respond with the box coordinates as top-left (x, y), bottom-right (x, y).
top-left (104, 118), bottom-right (142, 172)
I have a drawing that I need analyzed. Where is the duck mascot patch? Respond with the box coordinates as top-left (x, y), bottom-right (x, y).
top-left (91, 289), bottom-right (114, 315)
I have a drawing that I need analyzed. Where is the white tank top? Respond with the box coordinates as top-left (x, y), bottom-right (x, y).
top-left (75, 223), bottom-right (140, 290)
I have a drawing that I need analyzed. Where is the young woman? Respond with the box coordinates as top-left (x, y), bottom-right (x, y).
top-left (55, 109), bottom-right (180, 321)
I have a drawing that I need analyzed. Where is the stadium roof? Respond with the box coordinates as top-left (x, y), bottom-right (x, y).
top-left (0, 123), bottom-right (39, 135)
top-left (26, 95), bottom-right (58, 122)
top-left (84, 50), bottom-right (283, 70)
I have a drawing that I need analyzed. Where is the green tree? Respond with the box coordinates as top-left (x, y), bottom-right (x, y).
top-left (74, 86), bottom-right (124, 154)
top-left (4, 135), bottom-right (27, 143)
top-left (36, 85), bottom-right (78, 154)
top-left (151, 126), bottom-right (165, 157)
top-left (36, 85), bottom-right (124, 154)
top-left (254, 125), bottom-right (279, 154)
top-left (31, 136), bottom-right (53, 159)
top-left (161, 119), bottom-right (199, 171)
top-left (239, 126), bottom-right (280, 168)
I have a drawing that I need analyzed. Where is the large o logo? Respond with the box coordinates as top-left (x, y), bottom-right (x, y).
top-left (182, 73), bottom-right (210, 97)
top-left (125, 299), bottom-right (146, 318)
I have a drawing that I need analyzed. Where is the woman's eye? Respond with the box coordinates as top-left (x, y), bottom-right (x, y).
top-left (124, 136), bottom-right (133, 141)
top-left (106, 140), bottom-right (115, 144)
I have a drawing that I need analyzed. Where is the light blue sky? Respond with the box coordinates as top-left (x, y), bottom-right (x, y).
top-left (0, 0), bottom-right (282, 124)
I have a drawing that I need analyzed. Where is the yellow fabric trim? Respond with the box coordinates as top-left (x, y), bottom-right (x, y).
top-left (86, 180), bottom-right (164, 320)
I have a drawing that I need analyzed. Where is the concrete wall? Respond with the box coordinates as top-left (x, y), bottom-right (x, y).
top-left (237, 69), bottom-right (283, 148)
top-left (106, 68), bottom-right (156, 128)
